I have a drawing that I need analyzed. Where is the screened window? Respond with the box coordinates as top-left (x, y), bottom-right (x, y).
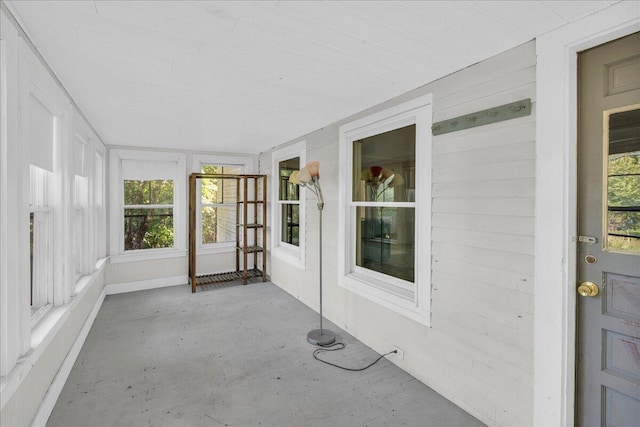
top-left (123, 180), bottom-right (174, 250)
top-left (200, 165), bottom-right (242, 246)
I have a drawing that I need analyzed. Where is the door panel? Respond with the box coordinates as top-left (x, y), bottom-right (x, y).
top-left (577, 32), bottom-right (640, 427)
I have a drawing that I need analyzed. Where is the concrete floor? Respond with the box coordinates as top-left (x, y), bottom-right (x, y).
top-left (47, 282), bottom-right (485, 427)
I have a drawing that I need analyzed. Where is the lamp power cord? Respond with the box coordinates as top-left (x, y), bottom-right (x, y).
top-left (312, 342), bottom-right (397, 372)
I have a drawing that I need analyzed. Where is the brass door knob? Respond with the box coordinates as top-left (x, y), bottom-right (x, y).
top-left (578, 281), bottom-right (599, 297)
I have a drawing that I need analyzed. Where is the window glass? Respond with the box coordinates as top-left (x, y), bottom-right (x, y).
top-left (278, 157), bottom-right (300, 247)
top-left (353, 125), bottom-right (415, 202)
top-left (281, 204), bottom-right (300, 245)
top-left (352, 124), bottom-right (415, 282)
top-left (355, 207), bottom-right (415, 282)
top-left (29, 165), bottom-right (52, 318)
top-left (123, 180), bottom-right (174, 250)
top-left (200, 165), bottom-right (241, 245)
top-left (124, 180), bottom-right (173, 205)
top-left (279, 158), bottom-right (300, 201)
top-left (607, 108), bottom-right (640, 253)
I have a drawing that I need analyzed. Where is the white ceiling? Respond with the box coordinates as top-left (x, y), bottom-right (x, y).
top-left (7, 0), bottom-right (617, 154)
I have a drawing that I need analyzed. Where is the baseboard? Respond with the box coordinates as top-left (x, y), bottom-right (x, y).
top-left (29, 288), bottom-right (106, 427)
top-left (105, 275), bottom-right (187, 295)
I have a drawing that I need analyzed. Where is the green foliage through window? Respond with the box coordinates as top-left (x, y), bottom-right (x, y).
top-left (201, 165), bottom-right (241, 245)
top-left (123, 180), bottom-right (174, 250)
top-left (607, 151), bottom-right (640, 252)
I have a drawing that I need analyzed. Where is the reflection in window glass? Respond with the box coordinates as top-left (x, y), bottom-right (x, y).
top-left (355, 207), bottom-right (415, 282)
top-left (279, 157), bottom-right (300, 247)
top-left (353, 125), bottom-right (415, 203)
top-left (281, 204), bottom-right (300, 245)
top-left (352, 125), bottom-right (415, 282)
top-left (607, 108), bottom-right (640, 253)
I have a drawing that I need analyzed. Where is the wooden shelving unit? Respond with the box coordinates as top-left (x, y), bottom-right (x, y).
top-left (188, 173), bottom-right (267, 293)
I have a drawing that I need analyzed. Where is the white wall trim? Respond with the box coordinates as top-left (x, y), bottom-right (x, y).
top-left (29, 288), bottom-right (106, 427)
top-left (534, 3), bottom-right (640, 426)
top-left (105, 275), bottom-right (187, 295)
top-left (108, 148), bottom-right (187, 259)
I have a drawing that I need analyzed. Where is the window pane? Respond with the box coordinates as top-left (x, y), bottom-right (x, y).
top-left (606, 108), bottom-right (640, 253)
top-left (202, 206), bottom-right (236, 244)
top-left (124, 208), bottom-right (174, 250)
top-left (30, 212), bottom-right (34, 307)
top-left (279, 157), bottom-right (300, 201)
top-left (607, 151), bottom-right (640, 253)
top-left (202, 165), bottom-right (219, 175)
top-left (281, 204), bottom-right (300, 246)
top-left (30, 211), bottom-right (51, 316)
top-left (124, 180), bottom-right (173, 205)
top-left (201, 165), bottom-right (240, 204)
top-left (355, 207), bottom-right (415, 282)
top-left (353, 125), bottom-right (415, 202)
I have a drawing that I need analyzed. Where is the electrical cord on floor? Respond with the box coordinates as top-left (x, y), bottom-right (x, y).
top-left (312, 342), bottom-right (397, 371)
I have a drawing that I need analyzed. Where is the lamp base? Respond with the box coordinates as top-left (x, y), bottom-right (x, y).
top-left (306, 329), bottom-right (336, 346)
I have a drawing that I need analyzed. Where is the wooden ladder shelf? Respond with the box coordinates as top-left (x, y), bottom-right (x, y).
top-left (188, 173), bottom-right (267, 293)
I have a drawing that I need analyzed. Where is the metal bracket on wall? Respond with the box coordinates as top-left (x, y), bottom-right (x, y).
top-left (431, 98), bottom-right (531, 136)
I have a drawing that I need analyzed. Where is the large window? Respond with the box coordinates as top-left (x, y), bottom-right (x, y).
top-left (109, 149), bottom-right (186, 261)
top-left (271, 141), bottom-right (306, 268)
top-left (353, 125), bottom-right (416, 283)
top-left (199, 165), bottom-right (242, 247)
top-left (73, 174), bottom-right (88, 278)
top-left (190, 155), bottom-right (253, 255)
top-left (339, 95), bottom-right (432, 325)
top-left (30, 165), bottom-right (53, 321)
top-left (279, 158), bottom-right (300, 246)
top-left (94, 151), bottom-right (106, 260)
top-left (123, 179), bottom-right (174, 250)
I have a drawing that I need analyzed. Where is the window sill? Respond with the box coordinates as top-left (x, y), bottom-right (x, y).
top-left (110, 249), bottom-right (187, 264)
top-left (74, 258), bottom-right (108, 294)
top-left (196, 244), bottom-right (236, 255)
top-left (340, 272), bottom-right (430, 326)
top-left (1, 260), bottom-right (106, 409)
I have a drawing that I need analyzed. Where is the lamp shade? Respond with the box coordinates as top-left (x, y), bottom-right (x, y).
top-left (289, 170), bottom-right (301, 185)
top-left (305, 161), bottom-right (320, 177)
top-left (297, 167), bottom-right (312, 184)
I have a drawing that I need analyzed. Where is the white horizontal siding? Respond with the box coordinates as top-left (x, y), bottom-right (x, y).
top-left (428, 40), bottom-right (535, 427)
top-left (262, 40), bottom-right (536, 427)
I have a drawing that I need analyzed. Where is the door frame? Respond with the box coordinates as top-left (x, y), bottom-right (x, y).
top-left (534, 3), bottom-right (640, 426)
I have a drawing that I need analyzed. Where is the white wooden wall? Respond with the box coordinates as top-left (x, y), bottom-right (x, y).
top-left (0, 8), bottom-right (108, 426)
top-left (260, 41), bottom-right (535, 427)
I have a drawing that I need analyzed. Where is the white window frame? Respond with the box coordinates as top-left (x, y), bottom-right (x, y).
top-left (271, 141), bottom-right (306, 269)
top-left (338, 94), bottom-right (432, 326)
top-left (94, 149), bottom-right (106, 261)
top-left (29, 208), bottom-right (53, 324)
top-left (72, 173), bottom-right (90, 280)
top-left (191, 154), bottom-right (254, 255)
top-left (109, 149), bottom-right (187, 263)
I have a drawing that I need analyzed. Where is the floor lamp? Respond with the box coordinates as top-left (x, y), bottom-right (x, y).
top-left (290, 162), bottom-right (336, 346)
